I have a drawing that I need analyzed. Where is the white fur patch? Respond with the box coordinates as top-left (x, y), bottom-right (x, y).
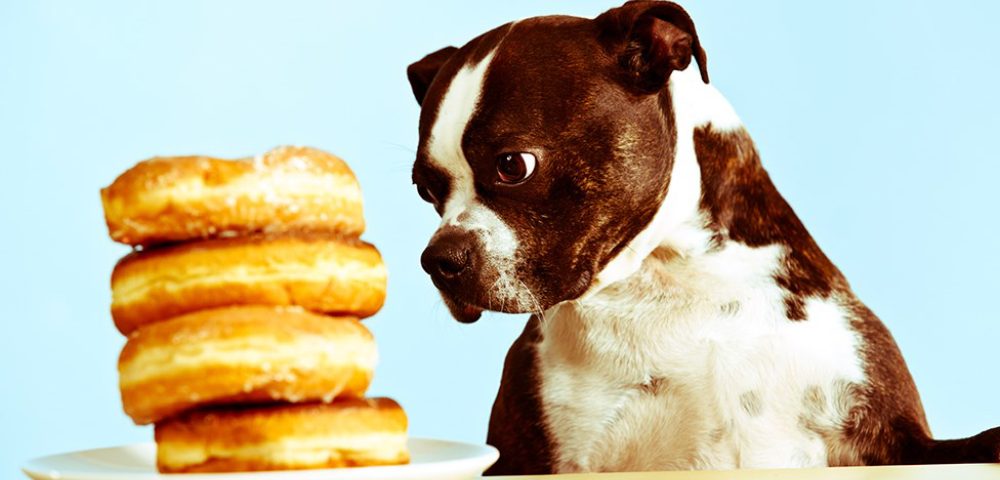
top-left (539, 242), bottom-right (864, 471)
top-left (425, 50), bottom-right (540, 312)
top-left (427, 50), bottom-right (497, 228)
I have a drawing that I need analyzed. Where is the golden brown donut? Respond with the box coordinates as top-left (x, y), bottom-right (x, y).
top-left (110, 232), bottom-right (387, 335)
top-left (154, 398), bottom-right (409, 473)
top-left (101, 146), bottom-right (365, 247)
top-left (119, 306), bottom-right (375, 425)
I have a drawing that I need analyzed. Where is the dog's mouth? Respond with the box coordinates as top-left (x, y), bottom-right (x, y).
top-left (436, 268), bottom-right (595, 323)
top-left (441, 295), bottom-right (484, 324)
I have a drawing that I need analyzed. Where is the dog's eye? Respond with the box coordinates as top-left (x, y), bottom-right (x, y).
top-left (416, 184), bottom-right (438, 206)
top-left (496, 152), bottom-right (537, 185)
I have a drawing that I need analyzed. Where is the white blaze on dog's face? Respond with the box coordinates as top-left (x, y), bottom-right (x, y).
top-left (421, 49), bottom-right (529, 321)
top-left (408, 14), bottom-right (712, 322)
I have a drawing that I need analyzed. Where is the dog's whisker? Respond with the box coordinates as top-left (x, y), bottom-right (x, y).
top-left (523, 282), bottom-right (545, 319)
top-left (379, 141), bottom-right (417, 154)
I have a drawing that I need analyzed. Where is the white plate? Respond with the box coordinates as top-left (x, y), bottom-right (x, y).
top-left (22, 438), bottom-right (499, 480)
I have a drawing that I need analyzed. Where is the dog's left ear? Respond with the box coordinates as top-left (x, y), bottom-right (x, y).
top-left (596, 0), bottom-right (709, 92)
top-left (407, 46), bottom-right (458, 106)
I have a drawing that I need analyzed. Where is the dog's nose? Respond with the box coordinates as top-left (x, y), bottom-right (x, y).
top-left (421, 232), bottom-right (472, 281)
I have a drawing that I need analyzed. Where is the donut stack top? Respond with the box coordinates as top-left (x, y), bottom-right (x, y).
top-left (101, 145), bottom-right (365, 247)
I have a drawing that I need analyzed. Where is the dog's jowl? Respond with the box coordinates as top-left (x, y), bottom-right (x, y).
top-left (407, 1), bottom-right (1000, 474)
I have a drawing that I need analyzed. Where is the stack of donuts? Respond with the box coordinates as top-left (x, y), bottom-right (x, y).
top-left (100, 146), bottom-right (408, 473)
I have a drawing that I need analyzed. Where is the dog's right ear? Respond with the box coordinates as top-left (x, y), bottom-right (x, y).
top-left (596, 1), bottom-right (708, 93)
top-left (407, 47), bottom-right (458, 106)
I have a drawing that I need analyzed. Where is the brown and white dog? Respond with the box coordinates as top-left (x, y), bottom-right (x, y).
top-left (406, 1), bottom-right (1000, 475)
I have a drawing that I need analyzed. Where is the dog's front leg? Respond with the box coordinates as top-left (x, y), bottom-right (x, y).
top-left (485, 316), bottom-right (555, 475)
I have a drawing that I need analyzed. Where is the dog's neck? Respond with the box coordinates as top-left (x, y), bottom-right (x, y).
top-left (542, 66), bottom-right (848, 370)
top-left (582, 66), bottom-right (743, 295)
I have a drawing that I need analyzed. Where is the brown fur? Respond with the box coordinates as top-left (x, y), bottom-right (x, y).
top-left (485, 316), bottom-right (555, 475)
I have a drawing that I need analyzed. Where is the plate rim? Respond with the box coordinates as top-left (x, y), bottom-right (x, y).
top-left (22, 437), bottom-right (499, 480)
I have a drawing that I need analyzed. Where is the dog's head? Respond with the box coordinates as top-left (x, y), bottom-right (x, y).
top-left (408, 1), bottom-right (710, 322)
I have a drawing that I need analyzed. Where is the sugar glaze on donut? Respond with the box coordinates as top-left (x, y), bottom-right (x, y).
top-left (118, 306), bottom-right (376, 425)
top-left (111, 232), bottom-right (387, 335)
top-left (154, 398), bottom-right (409, 473)
top-left (101, 146), bottom-right (365, 247)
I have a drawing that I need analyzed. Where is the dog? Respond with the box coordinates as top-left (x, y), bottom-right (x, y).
top-left (405, 0), bottom-right (1000, 474)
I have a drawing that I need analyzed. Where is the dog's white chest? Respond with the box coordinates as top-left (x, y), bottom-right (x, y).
top-left (536, 243), bottom-right (866, 472)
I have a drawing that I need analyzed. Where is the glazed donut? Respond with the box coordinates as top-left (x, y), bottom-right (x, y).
top-left (119, 306), bottom-right (375, 425)
top-left (101, 146), bottom-right (365, 247)
top-left (110, 232), bottom-right (387, 335)
top-left (154, 398), bottom-right (409, 473)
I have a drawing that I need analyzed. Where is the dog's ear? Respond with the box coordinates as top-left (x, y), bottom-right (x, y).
top-left (407, 46), bottom-right (459, 106)
top-left (596, 1), bottom-right (708, 92)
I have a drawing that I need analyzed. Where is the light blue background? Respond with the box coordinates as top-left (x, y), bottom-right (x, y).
top-left (2, 0), bottom-right (998, 474)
